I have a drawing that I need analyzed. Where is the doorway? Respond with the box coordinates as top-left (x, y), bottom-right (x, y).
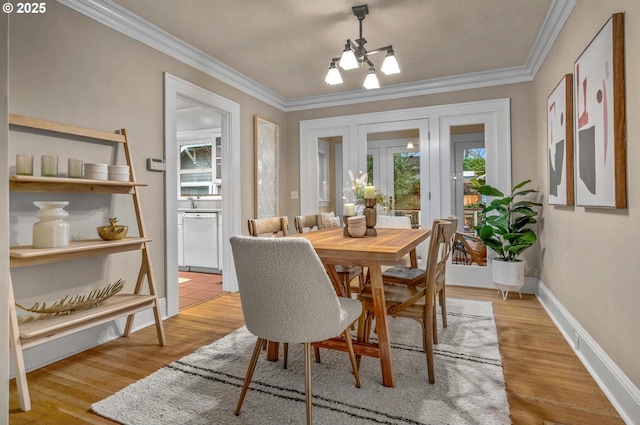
top-left (164, 73), bottom-right (241, 318)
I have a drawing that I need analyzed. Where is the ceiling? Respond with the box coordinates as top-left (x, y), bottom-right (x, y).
top-left (62, 1), bottom-right (539, 136)
top-left (107, 0), bottom-right (565, 105)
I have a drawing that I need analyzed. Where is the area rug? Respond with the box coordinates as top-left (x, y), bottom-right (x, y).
top-left (92, 298), bottom-right (510, 425)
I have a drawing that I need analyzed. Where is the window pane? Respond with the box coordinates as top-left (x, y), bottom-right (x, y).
top-left (180, 144), bottom-right (212, 170)
top-left (180, 172), bottom-right (214, 197)
top-left (393, 152), bottom-right (420, 210)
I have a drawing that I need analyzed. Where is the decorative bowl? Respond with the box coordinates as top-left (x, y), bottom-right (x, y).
top-left (97, 225), bottom-right (128, 240)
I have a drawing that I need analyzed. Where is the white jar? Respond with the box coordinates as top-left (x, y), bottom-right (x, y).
top-left (32, 201), bottom-right (70, 248)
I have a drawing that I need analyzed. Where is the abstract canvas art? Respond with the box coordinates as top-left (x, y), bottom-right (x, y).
top-left (574, 13), bottom-right (626, 208)
top-left (547, 74), bottom-right (574, 206)
top-left (254, 116), bottom-right (280, 218)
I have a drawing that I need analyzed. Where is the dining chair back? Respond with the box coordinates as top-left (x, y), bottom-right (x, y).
top-left (230, 235), bottom-right (362, 425)
top-left (375, 215), bottom-right (412, 229)
top-left (294, 213), bottom-right (364, 298)
top-left (248, 216), bottom-right (289, 237)
top-left (293, 214), bottom-right (318, 233)
top-left (358, 219), bottom-right (454, 384)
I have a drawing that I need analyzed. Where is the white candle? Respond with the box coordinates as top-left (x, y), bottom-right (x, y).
top-left (364, 184), bottom-right (375, 199)
top-left (344, 203), bottom-right (355, 216)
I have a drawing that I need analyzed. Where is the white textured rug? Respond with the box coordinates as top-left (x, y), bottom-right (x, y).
top-left (92, 298), bottom-right (510, 425)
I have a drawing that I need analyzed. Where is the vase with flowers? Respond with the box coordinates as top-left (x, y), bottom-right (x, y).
top-left (343, 170), bottom-right (389, 216)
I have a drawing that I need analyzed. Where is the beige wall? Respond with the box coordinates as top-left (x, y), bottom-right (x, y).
top-left (1, 10), bottom-right (9, 423)
top-left (7, 2), bottom-right (284, 301)
top-left (533, 1), bottom-right (639, 387)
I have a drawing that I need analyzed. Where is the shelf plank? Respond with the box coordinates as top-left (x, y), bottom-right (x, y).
top-left (10, 238), bottom-right (152, 268)
top-left (9, 175), bottom-right (146, 194)
top-left (18, 294), bottom-right (157, 349)
top-left (9, 114), bottom-right (126, 143)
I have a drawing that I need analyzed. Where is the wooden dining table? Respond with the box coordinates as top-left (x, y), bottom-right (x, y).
top-left (285, 225), bottom-right (431, 388)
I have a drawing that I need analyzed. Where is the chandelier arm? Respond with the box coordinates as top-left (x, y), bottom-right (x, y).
top-left (365, 45), bottom-right (393, 56)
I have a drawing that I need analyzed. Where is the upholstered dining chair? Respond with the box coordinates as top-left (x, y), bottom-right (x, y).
top-left (358, 219), bottom-right (454, 384)
top-left (380, 217), bottom-right (457, 344)
top-left (248, 216), bottom-right (289, 237)
top-left (294, 214), bottom-right (364, 298)
top-left (230, 235), bottom-right (362, 425)
top-left (247, 216), bottom-right (291, 364)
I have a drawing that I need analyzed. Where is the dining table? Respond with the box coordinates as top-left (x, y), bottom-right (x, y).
top-left (283, 225), bottom-right (431, 388)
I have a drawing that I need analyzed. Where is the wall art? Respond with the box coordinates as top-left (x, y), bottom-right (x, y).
top-left (574, 13), bottom-right (626, 208)
top-left (547, 74), bottom-right (574, 206)
top-left (254, 116), bottom-right (280, 218)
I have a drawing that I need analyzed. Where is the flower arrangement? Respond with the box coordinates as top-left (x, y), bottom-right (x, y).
top-left (344, 170), bottom-right (389, 208)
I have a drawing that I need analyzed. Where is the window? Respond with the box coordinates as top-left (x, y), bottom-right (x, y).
top-left (178, 132), bottom-right (221, 197)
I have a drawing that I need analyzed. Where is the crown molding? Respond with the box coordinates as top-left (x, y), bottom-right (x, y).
top-left (57, 0), bottom-right (575, 112)
top-left (57, 0), bottom-right (287, 110)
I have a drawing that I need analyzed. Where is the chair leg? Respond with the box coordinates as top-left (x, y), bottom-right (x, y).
top-left (314, 346), bottom-right (321, 363)
top-left (283, 343), bottom-right (289, 369)
top-left (235, 337), bottom-right (265, 416)
top-left (440, 286), bottom-right (448, 328)
top-left (304, 342), bottom-right (313, 425)
top-left (425, 304), bottom-right (435, 384)
top-left (432, 298), bottom-right (438, 345)
top-left (343, 328), bottom-right (361, 388)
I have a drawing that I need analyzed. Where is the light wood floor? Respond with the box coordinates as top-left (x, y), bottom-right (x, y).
top-left (9, 286), bottom-right (624, 425)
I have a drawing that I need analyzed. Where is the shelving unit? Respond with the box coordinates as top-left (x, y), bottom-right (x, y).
top-left (7, 114), bottom-right (166, 411)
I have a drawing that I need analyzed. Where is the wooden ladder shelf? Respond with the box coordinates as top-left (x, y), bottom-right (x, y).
top-left (7, 114), bottom-right (166, 411)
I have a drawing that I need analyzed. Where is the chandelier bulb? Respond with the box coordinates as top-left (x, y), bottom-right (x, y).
top-left (381, 50), bottom-right (400, 75)
top-left (363, 68), bottom-right (380, 89)
top-left (325, 62), bottom-right (343, 85)
top-left (339, 43), bottom-right (359, 71)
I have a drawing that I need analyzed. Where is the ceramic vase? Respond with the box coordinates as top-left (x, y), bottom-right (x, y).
top-left (492, 258), bottom-right (524, 300)
top-left (32, 201), bottom-right (70, 248)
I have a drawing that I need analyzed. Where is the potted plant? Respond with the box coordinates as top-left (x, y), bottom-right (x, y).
top-left (472, 179), bottom-right (541, 300)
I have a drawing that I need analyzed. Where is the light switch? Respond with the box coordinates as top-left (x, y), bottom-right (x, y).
top-left (290, 191), bottom-right (299, 200)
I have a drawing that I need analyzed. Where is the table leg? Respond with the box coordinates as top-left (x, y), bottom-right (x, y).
top-left (324, 263), bottom-right (347, 297)
top-left (368, 261), bottom-right (395, 387)
top-left (409, 247), bottom-right (418, 268)
top-left (267, 341), bottom-right (279, 361)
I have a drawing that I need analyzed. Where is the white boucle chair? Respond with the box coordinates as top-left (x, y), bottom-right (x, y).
top-left (230, 235), bottom-right (362, 425)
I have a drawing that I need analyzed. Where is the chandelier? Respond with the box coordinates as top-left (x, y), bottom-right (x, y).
top-left (325, 4), bottom-right (400, 89)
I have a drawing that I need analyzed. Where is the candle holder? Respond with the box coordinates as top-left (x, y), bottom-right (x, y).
top-left (364, 198), bottom-right (377, 236)
top-left (342, 215), bottom-right (353, 236)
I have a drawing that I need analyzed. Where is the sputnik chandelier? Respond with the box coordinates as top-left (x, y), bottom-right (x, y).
top-left (325, 4), bottom-right (400, 89)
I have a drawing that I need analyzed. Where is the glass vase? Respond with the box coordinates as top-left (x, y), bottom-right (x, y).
top-left (32, 201), bottom-right (70, 248)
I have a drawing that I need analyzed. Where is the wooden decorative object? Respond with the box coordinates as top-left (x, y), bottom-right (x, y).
top-left (16, 279), bottom-right (125, 315)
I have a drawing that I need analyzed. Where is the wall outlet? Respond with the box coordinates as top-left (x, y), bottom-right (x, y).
top-left (290, 191), bottom-right (299, 200)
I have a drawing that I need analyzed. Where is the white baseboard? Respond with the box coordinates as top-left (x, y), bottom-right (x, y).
top-left (10, 297), bottom-right (167, 377)
top-left (537, 282), bottom-right (639, 425)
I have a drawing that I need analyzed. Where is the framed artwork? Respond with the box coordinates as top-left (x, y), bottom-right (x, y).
top-left (574, 13), bottom-right (626, 208)
top-left (547, 74), bottom-right (574, 206)
top-left (254, 115), bottom-right (280, 218)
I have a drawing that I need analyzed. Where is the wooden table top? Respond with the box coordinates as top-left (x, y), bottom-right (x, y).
top-left (291, 227), bottom-right (431, 266)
